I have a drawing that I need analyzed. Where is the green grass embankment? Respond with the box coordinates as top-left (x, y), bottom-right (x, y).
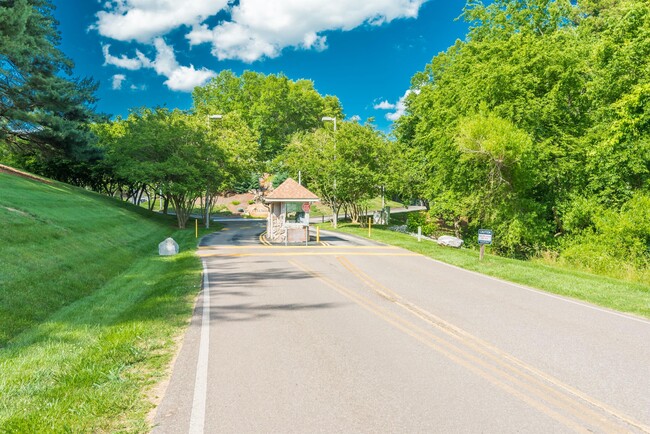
top-left (329, 223), bottom-right (650, 320)
top-left (0, 172), bottom-right (212, 432)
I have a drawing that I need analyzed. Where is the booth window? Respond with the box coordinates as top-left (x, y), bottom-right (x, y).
top-left (285, 203), bottom-right (305, 223)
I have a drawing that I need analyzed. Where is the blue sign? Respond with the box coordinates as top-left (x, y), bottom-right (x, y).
top-left (478, 229), bottom-right (493, 245)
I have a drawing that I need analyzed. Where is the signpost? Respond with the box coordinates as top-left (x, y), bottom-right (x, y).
top-left (478, 229), bottom-right (492, 261)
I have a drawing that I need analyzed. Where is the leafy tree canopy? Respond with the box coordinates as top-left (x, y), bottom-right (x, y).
top-left (282, 120), bottom-right (389, 225)
top-left (0, 0), bottom-right (101, 159)
top-left (96, 108), bottom-right (258, 228)
top-left (394, 0), bottom-right (650, 263)
top-left (192, 70), bottom-right (343, 161)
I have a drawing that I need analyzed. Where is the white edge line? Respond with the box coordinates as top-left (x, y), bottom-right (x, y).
top-left (420, 256), bottom-right (650, 326)
top-left (189, 260), bottom-right (211, 434)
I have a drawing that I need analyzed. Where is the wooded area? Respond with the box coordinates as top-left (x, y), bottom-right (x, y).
top-left (392, 0), bottom-right (649, 279)
top-left (1, 0), bottom-right (648, 280)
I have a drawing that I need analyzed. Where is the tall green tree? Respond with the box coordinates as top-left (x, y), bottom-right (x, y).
top-left (101, 109), bottom-right (200, 228)
top-left (394, 0), bottom-right (589, 254)
top-left (578, 0), bottom-right (650, 205)
top-left (0, 0), bottom-right (100, 159)
top-left (203, 111), bottom-right (259, 226)
top-left (193, 70), bottom-right (343, 160)
top-left (394, 0), bottom-right (649, 266)
top-left (282, 120), bottom-right (389, 227)
top-left (98, 108), bottom-right (258, 229)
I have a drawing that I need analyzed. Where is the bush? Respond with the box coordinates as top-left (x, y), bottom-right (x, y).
top-left (234, 172), bottom-right (261, 193)
top-left (248, 199), bottom-right (255, 205)
top-left (556, 193), bottom-right (650, 281)
top-left (272, 171), bottom-right (289, 189)
top-left (231, 200), bottom-right (241, 205)
top-left (213, 204), bottom-right (230, 214)
top-left (406, 211), bottom-right (438, 236)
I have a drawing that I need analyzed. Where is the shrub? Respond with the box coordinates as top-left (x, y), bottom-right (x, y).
top-left (234, 172), bottom-right (261, 193)
top-left (231, 200), bottom-right (241, 205)
top-left (556, 193), bottom-right (650, 281)
top-left (272, 171), bottom-right (289, 189)
top-left (406, 211), bottom-right (437, 236)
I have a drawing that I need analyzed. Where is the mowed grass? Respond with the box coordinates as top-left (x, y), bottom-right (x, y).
top-left (0, 172), bottom-right (212, 431)
top-left (329, 222), bottom-right (650, 320)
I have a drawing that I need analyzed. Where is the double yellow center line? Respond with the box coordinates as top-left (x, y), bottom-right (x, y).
top-left (198, 245), bottom-right (418, 257)
top-left (290, 257), bottom-right (649, 433)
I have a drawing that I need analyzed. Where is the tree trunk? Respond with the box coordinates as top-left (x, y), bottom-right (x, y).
top-left (170, 193), bottom-right (196, 229)
top-left (146, 186), bottom-right (157, 211)
top-left (204, 190), bottom-right (216, 229)
top-left (349, 202), bottom-right (361, 224)
top-left (331, 199), bottom-right (339, 228)
top-left (163, 196), bottom-right (169, 214)
top-left (135, 185), bottom-right (146, 206)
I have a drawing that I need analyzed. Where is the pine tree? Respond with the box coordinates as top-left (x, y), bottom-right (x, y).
top-left (0, 0), bottom-right (100, 158)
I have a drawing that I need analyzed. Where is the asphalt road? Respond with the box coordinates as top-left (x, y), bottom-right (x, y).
top-left (153, 220), bottom-right (650, 433)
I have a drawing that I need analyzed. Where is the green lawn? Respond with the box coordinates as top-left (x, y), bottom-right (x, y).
top-left (0, 172), bottom-right (213, 432)
top-left (327, 222), bottom-right (650, 320)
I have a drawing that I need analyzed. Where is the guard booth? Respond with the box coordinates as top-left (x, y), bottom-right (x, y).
top-left (264, 178), bottom-right (319, 244)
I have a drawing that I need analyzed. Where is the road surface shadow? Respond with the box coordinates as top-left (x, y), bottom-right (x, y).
top-left (208, 302), bottom-right (342, 322)
top-left (211, 267), bottom-right (311, 287)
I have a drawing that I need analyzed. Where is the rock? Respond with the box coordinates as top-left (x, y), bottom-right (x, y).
top-left (437, 235), bottom-right (464, 248)
top-left (388, 225), bottom-right (408, 233)
top-left (159, 237), bottom-right (179, 256)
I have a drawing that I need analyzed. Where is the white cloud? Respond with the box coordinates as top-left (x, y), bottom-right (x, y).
top-left (202, 0), bottom-right (427, 62)
top-left (103, 45), bottom-right (149, 70)
top-left (104, 38), bottom-right (216, 92)
top-left (94, 0), bottom-right (427, 62)
top-left (380, 89), bottom-right (420, 121)
top-left (350, 115), bottom-right (361, 122)
top-left (94, 1), bottom-right (427, 90)
top-left (374, 100), bottom-right (396, 110)
top-left (151, 38), bottom-right (216, 91)
top-left (94, 0), bottom-right (229, 43)
top-left (111, 74), bottom-right (126, 90)
top-left (163, 65), bottom-right (216, 92)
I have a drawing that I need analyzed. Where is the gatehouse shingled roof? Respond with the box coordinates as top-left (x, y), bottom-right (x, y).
top-left (264, 178), bottom-right (319, 202)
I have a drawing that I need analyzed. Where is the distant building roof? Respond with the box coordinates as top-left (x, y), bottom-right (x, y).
top-left (265, 178), bottom-right (319, 202)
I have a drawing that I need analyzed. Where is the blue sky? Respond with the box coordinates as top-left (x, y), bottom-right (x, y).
top-left (52, 0), bottom-right (468, 132)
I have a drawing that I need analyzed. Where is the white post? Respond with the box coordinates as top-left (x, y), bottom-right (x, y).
top-left (205, 189), bottom-right (210, 229)
top-left (418, 226), bottom-right (422, 242)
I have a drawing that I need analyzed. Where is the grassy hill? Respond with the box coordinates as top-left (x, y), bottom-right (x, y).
top-left (0, 170), bottom-right (207, 432)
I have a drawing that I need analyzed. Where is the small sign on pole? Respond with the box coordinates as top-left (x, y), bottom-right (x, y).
top-left (478, 229), bottom-right (492, 261)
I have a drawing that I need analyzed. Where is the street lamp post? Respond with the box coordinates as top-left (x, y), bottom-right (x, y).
top-left (205, 114), bottom-right (223, 229)
top-left (321, 116), bottom-right (338, 227)
top-left (207, 114), bottom-right (222, 126)
top-left (321, 116), bottom-right (336, 132)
